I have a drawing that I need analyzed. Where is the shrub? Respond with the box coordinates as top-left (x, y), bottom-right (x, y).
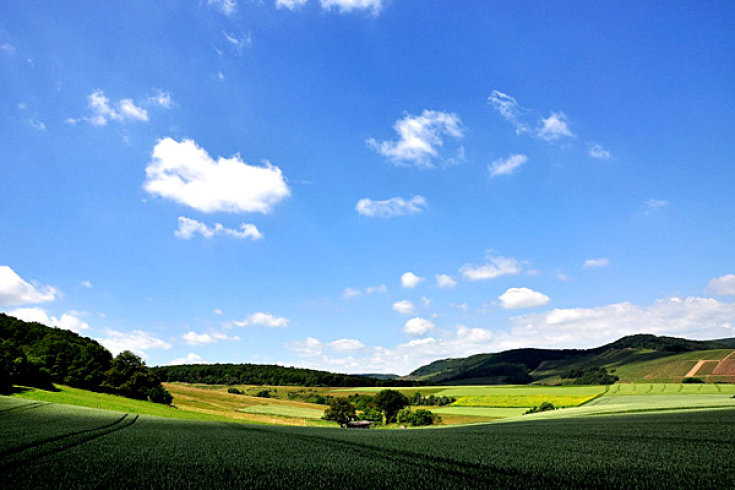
top-left (396, 408), bottom-right (437, 426)
top-left (227, 387), bottom-right (242, 394)
top-left (682, 377), bottom-right (704, 384)
top-left (525, 401), bottom-right (556, 414)
top-left (255, 389), bottom-right (271, 398)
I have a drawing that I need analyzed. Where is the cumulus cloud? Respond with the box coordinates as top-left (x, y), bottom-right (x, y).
top-left (233, 312), bottom-right (289, 328)
top-left (460, 252), bottom-right (522, 281)
top-left (276, 0), bottom-right (308, 9)
top-left (6, 307), bottom-right (89, 334)
top-left (174, 217), bottom-right (263, 240)
top-left (208, 0), bottom-right (237, 16)
top-left (537, 112), bottom-right (574, 141)
top-left (356, 195), bottom-right (427, 218)
top-left (436, 274), bottom-right (457, 289)
top-left (498, 287), bottom-right (551, 309)
top-left (583, 258), bottom-right (610, 268)
top-left (320, 0), bottom-right (382, 14)
top-left (97, 329), bottom-right (172, 357)
top-left (118, 98), bottom-right (149, 121)
top-left (403, 317), bottom-right (434, 335)
top-left (367, 110), bottom-right (463, 168)
top-left (708, 274), bottom-right (735, 296)
top-left (489, 154), bottom-right (528, 177)
top-left (587, 143), bottom-right (611, 159)
top-left (392, 300), bottom-right (416, 315)
top-left (401, 272), bottom-right (424, 289)
top-left (287, 337), bottom-right (323, 357)
top-left (488, 90), bottom-right (529, 134)
top-left (329, 338), bottom-right (365, 352)
top-left (169, 353), bottom-right (205, 365)
top-left (144, 138), bottom-right (290, 214)
top-left (0, 266), bottom-right (58, 306)
top-left (645, 199), bottom-right (669, 215)
top-left (181, 331), bottom-right (240, 345)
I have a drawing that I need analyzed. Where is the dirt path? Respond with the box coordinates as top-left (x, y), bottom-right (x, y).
top-left (684, 360), bottom-right (706, 378)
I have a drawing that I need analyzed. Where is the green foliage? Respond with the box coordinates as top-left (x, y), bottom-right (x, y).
top-left (255, 389), bottom-right (271, 398)
top-left (561, 366), bottom-right (619, 385)
top-left (410, 392), bottom-right (455, 406)
top-left (359, 407), bottom-right (383, 423)
top-left (227, 387), bottom-right (243, 394)
top-left (153, 363), bottom-right (420, 388)
top-left (347, 393), bottom-right (376, 410)
top-left (101, 351), bottom-right (172, 405)
top-left (524, 401), bottom-right (556, 414)
top-left (322, 398), bottom-right (356, 425)
top-left (682, 377), bottom-right (704, 384)
top-left (397, 408), bottom-right (437, 426)
top-left (287, 389), bottom-right (331, 404)
top-left (374, 389), bottom-right (409, 423)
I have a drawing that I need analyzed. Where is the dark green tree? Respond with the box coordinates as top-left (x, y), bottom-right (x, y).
top-left (0, 339), bottom-right (26, 393)
top-left (322, 398), bottom-right (356, 425)
top-left (102, 350), bottom-right (172, 404)
top-left (374, 389), bottom-right (409, 424)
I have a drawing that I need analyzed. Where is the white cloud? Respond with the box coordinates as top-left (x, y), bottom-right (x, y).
top-left (224, 31), bottom-right (251, 54)
top-left (144, 138), bottom-right (290, 214)
top-left (403, 317), bottom-right (434, 335)
top-left (392, 300), bottom-right (416, 315)
top-left (356, 195), bottom-right (427, 218)
top-left (118, 98), bottom-right (148, 121)
top-left (456, 325), bottom-right (494, 343)
top-left (97, 329), bottom-right (172, 357)
top-left (320, 0), bottom-right (382, 14)
top-left (645, 199), bottom-right (669, 215)
top-left (587, 142), bottom-right (611, 159)
top-left (181, 331), bottom-right (239, 345)
top-left (174, 217), bottom-right (263, 240)
top-left (27, 119), bottom-right (46, 131)
top-left (708, 274), bottom-right (735, 296)
top-left (365, 285), bottom-right (387, 295)
top-left (583, 258), bottom-right (610, 268)
top-left (6, 307), bottom-right (89, 334)
top-left (488, 90), bottom-right (529, 134)
top-left (537, 112), bottom-right (574, 141)
top-left (367, 110), bottom-right (463, 168)
top-left (0, 266), bottom-right (58, 306)
top-left (0, 43), bottom-right (16, 55)
top-left (401, 272), bottom-right (424, 289)
top-left (233, 312), bottom-right (289, 328)
top-left (342, 287), bottom-right (361, 299)
top-left (329, 338), bottom-right (365, 352)
top-left (81, 280), bottom-right (93, 289)
top-left (489, 154), bottom-right (527, 177)
top-left (169, 353), bottom-right (205, 365)
top-left (436, 274), bottom-right (457, 289)
top-left (276, 0), bottom-right (308, 9)
top-left (287, 337), bottom-right (323, 357)
top-left (343, 284), bottom-right (386, 299)
top-left (498, 287), bottom-right (551, 309)
top-left (213, 308), bottom-right (223, 315)
top-left (208, 0), bottom-right (237, 16)
top-left (460, 252), bottom-right (522, 281)
top-left (147, 91), bottom-right (173, 109)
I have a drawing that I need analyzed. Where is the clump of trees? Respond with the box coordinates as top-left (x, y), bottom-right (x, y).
top-left (525, 401), bottom-right (556, 414)
top-left (322, 398), bottom-right (357, 425)
top-left (323, 390), bottom-right (425, 426)
top-left (561, 366), bottom-right (619, 385)
top-left (228, 387), bottom-right (243, 394)
top-left (288, 389), bottom-right (332, 405)
top-left (410, 392), bottom-right (455, 406)
top-left (374, 390), bottom-right (410, 424)
top-left (397, 408), bottom-right (440, 426)
top-left (0, 314), bottom-right (171, 404)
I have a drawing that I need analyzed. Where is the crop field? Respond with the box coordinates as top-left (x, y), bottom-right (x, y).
top-left (2, 396), bottom-right (734, 489)
top-left (432, 406), bottom-right (528, 418)
top-left (607, 383), bottom-right (735, 395)
top-left (238, 404), bottom-right (326, 420)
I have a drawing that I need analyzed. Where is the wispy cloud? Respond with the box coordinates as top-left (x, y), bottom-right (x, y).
top-left (583, 258), bottom-right (610, 268)
top-left (537, 112), bottom-right (574, 141)
top-left (174, 217), bottom-right (263, 241)
top-left (489, 154), bottom-right (528, 177)
top-left (587, 142), bottom-right (611, 159)
top-left (460, 252), bottom-right (522, 281)
top-left (644, 199), bottom-right (669, 215)
top-left (208, 0), bottom-right (237, 17)
top-left (488, 90), bottom-right (529, 134)
top-left (356, 195), bottom-right (427, 218)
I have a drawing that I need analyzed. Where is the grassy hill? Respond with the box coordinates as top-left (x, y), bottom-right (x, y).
top-left (407, 334), bottom-right (735, 385)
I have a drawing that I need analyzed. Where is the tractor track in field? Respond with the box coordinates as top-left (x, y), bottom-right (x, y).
top-left (0, 401), bottom-right (45, 415)
top-left (0, 414), bottom-right (138, 469)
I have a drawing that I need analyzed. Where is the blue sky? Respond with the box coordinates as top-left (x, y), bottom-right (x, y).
top-left (1, 1), bottom-right (734, 374)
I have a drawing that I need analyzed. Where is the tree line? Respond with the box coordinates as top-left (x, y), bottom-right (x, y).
top-left (0, 313), bottom-right (171, 404)
top-left (153, 363), bottom-right (422, 388)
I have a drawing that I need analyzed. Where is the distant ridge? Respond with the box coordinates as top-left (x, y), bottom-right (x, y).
top-left (406, 334), bottom-right (735, 385)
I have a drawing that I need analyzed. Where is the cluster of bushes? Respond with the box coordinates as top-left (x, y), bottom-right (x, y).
top-left (682, 377), bottom-right (704, 384)
top-left (0, 313), bottom-right (171, 404)
top-left (397, 408), bottom-right (440, 426)
top-left (410, 392), bottom-right (455, 406)
top-left (524, 401), bottom-right (556, 414)
top-left (322, 389), bottom-right (438, 426)
top-left (288, 389), bottom-right (332, 405)
top-left (560, 366), bottom-right (619, 385)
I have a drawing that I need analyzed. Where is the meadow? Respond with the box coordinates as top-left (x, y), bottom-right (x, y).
top-left (2, 396), bottom-right (734, 489)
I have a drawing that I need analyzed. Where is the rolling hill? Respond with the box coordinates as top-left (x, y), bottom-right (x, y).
top-left (407, 334), bottom-right (735, 385)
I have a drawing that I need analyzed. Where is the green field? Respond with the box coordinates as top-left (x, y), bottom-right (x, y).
top-left (2, 396), bottom-right (734, 488)
top-left (239, 404), bottom-right (327, 419)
